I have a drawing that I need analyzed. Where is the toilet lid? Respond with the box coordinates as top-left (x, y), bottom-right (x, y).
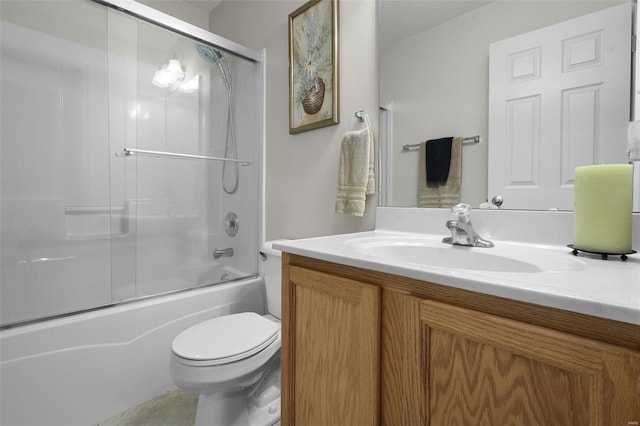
top-left (172, 312), bottom-right (279, 364)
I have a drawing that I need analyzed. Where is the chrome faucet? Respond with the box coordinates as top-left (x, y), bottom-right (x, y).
top-left (213, 247), bottom-right (234, 259)
top-left (442, 203), bottom-right (493, 248)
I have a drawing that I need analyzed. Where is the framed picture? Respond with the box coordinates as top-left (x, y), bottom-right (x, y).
top-left (288, 0), bottom-right (339, 134)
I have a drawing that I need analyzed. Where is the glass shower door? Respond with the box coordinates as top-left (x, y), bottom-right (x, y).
top-left (0, 0), bottom-right (260, 327)
top-left (108, 9), bottom-right (259, 301)
top-left (0, 0), bottom-right (112, 325)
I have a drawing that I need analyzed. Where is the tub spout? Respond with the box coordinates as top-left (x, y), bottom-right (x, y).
top-left (213, 248), bottom-right (234, 259)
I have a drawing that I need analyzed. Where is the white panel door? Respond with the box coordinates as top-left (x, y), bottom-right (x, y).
top-left (488, 3), bottom-right (631, 210)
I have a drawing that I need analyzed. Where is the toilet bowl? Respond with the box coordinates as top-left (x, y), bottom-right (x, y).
top-left (169, 241), bottom-right (285, 426)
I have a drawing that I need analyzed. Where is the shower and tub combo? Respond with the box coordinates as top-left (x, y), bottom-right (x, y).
top-left (0, 0), bottom-right (268, 424)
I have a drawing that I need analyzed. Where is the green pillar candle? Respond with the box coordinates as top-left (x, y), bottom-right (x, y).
top-left (573, 164), bottom-right (633, 254)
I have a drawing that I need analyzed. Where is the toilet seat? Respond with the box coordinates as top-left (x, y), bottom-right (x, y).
top-left (172, 312), bottom-right (280, 366)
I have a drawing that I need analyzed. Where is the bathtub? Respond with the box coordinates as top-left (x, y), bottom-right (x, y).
top-left (0, 277), bottom-right (266, 426)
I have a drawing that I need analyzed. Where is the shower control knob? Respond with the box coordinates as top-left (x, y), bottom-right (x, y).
top-left (491, 195), bottom-right (503, 207)
top-left (224, 212), bottom-right (239, 237)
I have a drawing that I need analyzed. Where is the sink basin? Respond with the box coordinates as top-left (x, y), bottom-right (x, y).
top-left (344, 236), bottom-right (586, 273)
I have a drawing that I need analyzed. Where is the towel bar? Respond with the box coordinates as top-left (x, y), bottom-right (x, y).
top-left (402, 136), bottom-right (479, 152)
top-left (117, 148), bottom-right (252, 165)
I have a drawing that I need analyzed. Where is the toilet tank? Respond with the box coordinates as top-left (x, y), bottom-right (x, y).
top-left (260, 240), bottom-right (286, 319)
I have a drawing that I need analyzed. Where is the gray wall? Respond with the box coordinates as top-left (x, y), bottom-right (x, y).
top-left (210, 0), bottom-right (379, 240)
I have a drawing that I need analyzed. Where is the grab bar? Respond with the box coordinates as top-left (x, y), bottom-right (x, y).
top-left (117, 148), bottom-right (251, 165)
top-left (17, 256), bottom-right (77, 265)
top-left (402, 135), bottom-right (480, 152)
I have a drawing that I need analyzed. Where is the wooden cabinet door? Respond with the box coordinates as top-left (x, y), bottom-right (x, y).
top-left (420, 300), bottom-right (640, 426)
top-left (281, 264), bottom-right (380, 426)
top-left (380, 290), bottom-right (426, 426)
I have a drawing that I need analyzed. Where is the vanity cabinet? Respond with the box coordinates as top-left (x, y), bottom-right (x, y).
top-left (281, 253), bottom-right (640, 426)
top-left (387, 292), bottom-right (640, 425)
top-left (281, 261), bottom-right (380, 426)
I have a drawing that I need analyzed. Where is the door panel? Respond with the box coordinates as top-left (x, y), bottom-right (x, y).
top-left (488, 3), bottom-right (631, 210)
top-left (282, 265), bottom-right (380, 426)
top-left (420, 300), bottom-right (640, 425)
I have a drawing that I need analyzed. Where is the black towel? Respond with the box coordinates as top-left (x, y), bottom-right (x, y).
top-left (425, 137), bottom-right (453, 184)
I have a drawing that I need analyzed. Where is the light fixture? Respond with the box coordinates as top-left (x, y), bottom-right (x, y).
top-left (166, 59), bottom-right (185, 81)
top-left (152, 65), bottom-right (172, 88)
top-left (152, 58), bottom-right (185, 88)
top-left (178, 75), bottom-right (200, 93)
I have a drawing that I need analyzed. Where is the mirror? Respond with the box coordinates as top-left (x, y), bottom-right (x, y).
top-left (379, 0), bottom-right (639, 211)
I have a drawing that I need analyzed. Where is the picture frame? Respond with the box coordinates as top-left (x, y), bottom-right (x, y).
top-left (288, 0), bottom-right (339, 134)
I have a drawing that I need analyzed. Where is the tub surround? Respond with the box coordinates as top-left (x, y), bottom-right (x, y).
top-left (275, 207), bottom-right (640, 325)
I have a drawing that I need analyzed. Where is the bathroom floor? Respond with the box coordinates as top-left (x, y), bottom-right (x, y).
top-left (96, 390), bottom-right (282, 426)
top-left (97, 389), bottom-right (198, 426)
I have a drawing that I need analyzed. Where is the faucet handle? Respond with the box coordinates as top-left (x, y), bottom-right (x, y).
top-left (451, 203), bottom-right (471, 223)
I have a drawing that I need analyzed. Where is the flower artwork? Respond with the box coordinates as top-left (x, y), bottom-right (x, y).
top-left (289, 0), bottom-right (339, 134)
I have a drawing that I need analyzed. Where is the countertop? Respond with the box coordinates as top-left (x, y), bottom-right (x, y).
top-left (275, 229), bottom-right (640, 325)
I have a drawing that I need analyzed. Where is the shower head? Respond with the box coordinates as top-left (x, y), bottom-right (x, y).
top-left (194, 43), bottom-right (236, 193)
top-left (196, 42), bottom-right (231, 93)
top-left (195, 43), bottom-right (225, 64)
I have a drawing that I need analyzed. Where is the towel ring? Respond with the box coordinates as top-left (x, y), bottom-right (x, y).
top-left (354, 110), bottom-right (372, 133)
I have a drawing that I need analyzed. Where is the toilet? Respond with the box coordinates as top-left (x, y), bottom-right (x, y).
top-left (170, 241), bottom-right (284, 426)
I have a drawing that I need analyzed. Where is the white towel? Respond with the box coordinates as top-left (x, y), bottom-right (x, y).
top-left (417, 142), bottom-right (440, 207)
top-left (365, 131), bottom-right (375, 196)
top-left (438, 136), bottom-right (462, 207)
top-left (335, 127), bottom-right (375, 216)
top-left (418, 137), bottom-right (462, 207)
